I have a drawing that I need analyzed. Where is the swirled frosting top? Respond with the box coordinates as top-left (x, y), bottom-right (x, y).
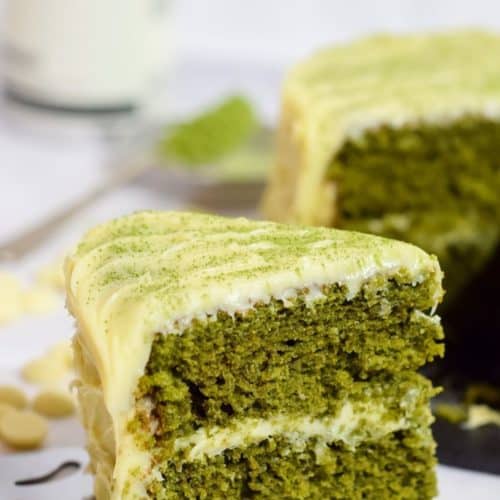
top-left (263, 30), bottom-right (500, 225)
top-left (65, 210), bottom-right (441, 497)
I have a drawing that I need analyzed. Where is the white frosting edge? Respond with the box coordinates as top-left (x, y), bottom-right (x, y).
top-left (343, 103), bottom-right (500, 142)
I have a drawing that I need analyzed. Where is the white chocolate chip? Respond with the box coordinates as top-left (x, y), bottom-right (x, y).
top-left (32, 390), bottom-right (75, 418)
top-left (0, 410), bottom-right (48, 450)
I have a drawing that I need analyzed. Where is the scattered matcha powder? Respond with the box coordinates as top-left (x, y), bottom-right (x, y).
top-left (157, 95), bottom-right (259, 167)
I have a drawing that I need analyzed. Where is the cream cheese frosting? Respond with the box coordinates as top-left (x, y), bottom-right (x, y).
top-left (65, 210), bottom-right (442, 499)
top-left (262, 30), bottom-right (500, 225)
top-left (173, 388), bottom-right (429, 462)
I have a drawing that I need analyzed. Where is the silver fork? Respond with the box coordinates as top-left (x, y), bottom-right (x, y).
top-left (0, 160), bottom-right (155, 262)
top-left (0, 123), bottom-right (272, 262)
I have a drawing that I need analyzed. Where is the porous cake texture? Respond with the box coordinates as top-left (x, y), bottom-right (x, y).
top-left (262, 30), bottom-right (500, 382)
top-left (66, 211), bottom-right (444, 499)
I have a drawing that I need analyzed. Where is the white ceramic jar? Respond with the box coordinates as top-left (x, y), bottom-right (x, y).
top-left (1, 0), bottom-right (171, 111)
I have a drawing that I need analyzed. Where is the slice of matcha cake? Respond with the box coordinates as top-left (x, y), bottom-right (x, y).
top-left (66, 211), bottom-right (444, 499)
top-left (262, 30), bottom-right (500, 384)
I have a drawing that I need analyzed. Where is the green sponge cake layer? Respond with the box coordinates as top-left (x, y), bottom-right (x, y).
top-left (66, 211), bottom-right (443, 499)
top-left (135, 280), bottom-right (441, 440)
top-left (149, 430), bottom-right (436, 500)
top-left (330, 117), bottom-right (500, 221)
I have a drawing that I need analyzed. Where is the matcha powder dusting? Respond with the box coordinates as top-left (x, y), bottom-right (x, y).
top-left (158, 95), bottom-right (258, 166)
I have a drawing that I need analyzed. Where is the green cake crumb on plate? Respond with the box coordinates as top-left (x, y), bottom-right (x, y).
top-left (434, 403), bottom-right (468, 425)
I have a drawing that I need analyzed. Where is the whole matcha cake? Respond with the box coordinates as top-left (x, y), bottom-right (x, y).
top-left (262, 30), bottom-right (500, 385)
top-left (66, 211), bottom-right (443, 499)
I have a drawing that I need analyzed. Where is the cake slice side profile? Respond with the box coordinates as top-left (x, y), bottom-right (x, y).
top-left (66, 210), bottom-right (444, 499)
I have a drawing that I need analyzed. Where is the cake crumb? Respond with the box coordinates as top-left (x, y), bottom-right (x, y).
top-left (434, 403), bottom-right (467, 424)
top-left (464, 405), bottom-right (500, 429)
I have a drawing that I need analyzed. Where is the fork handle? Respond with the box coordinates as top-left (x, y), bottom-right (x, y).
top-left (0, 162), bottom-right (154, 261)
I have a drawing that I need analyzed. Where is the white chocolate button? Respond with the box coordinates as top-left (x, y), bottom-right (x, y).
top-left (32, 390), bottom-right (75, 418)
top-left (0, 410), bottom-right (48, 450)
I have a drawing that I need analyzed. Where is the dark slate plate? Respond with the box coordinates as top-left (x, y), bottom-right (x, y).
top-left (428, 242), bottom-right (500, 475)
top-left (433, 419), bottom-right (500, 475)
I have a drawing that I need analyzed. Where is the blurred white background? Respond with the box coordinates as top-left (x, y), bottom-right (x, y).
top-left (173, 0), bottom-right (500, 63)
